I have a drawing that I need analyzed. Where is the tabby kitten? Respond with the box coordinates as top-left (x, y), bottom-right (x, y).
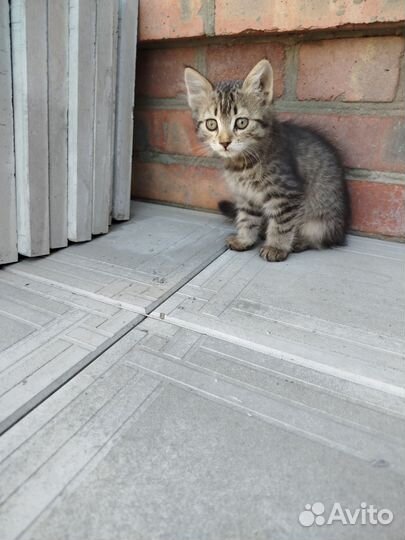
top-left (184, 59), bottom-right (349, 262)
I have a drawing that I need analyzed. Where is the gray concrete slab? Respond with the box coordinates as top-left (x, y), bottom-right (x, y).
top-left (0, 202), bottom-right (230, 433)
top-left (1, 319), bottom-right (403, 540)
top-left (151, 235), bottom-right (405, 400)
top-left (0, 269), bottom-right (142, 434)
top-left (1, 204), bottom-right (404, 540)
top-left (5, 201), bottom-right (232, 314)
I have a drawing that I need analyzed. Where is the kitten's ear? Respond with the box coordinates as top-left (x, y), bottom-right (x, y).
top-left (184, 67), bottom-right (213, 110)
top-left (242, 59), bottom-right (273, 104)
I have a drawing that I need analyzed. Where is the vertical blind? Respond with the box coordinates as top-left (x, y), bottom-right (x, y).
top-left (0, 0), bottom-right (138, 264)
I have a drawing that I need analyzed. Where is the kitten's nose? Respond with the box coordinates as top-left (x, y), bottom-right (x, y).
top-left (220, 141), bottom-right (230, 150)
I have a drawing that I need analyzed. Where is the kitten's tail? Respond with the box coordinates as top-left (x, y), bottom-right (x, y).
top-left (218, 200), bottom-right (237, 221)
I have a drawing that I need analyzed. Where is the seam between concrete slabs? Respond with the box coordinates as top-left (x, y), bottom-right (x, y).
top-left (2, 244), bottom-right (230, 433)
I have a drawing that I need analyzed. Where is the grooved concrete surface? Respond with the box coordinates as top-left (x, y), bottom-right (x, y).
top-left (0, 202), bottom-right (230, 434)
top-left (0, 203), bottom-right (404, 540)
top-left (6, 202), bottom-right (231, 314)
top-left (152, 236), bottom-right (405, 398)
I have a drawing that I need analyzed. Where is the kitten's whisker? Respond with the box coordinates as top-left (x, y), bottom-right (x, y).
top-left (188, 142), bottom-right (211, 158)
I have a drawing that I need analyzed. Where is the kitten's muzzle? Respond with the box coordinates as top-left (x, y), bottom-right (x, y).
top-left (220, 141), bottom-right (231, 150)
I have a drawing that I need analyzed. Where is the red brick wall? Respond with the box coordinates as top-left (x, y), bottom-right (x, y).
top-left (133, 1), bottom-right (405, 240)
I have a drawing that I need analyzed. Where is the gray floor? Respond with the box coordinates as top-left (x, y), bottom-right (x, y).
top-left (0, 203), bottom-right (230, 434)
top-left (1, 202), bottom-right (404, 540)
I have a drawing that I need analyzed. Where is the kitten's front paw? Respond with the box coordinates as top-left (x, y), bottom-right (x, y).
top-left (260, 246), bottom-right (289, 262)
top-left (226, 235), bottom-right (253, 251)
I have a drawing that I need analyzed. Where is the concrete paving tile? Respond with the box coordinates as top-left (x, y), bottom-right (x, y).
top-left (0, 274), bottom-right (142, 434)
top-left (0, 202), bottom-right (230, 433)
top-left (1, 321), bottom-right (403, 540)
top-left (151, 235), bottom-right (405, 400)
top-left (1, 205), bottom-right (404, 540)
top-left (5, 202), bottom-right (232, 314)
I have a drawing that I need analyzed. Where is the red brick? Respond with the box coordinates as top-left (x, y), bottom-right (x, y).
top-left (215, 0), bottom-right (405, 36)
top-left (132, 162), bottom-right (405, 238)
top-left (131, 162), bottom-right (405, 238)
top-left (347, 180), bottom-right (405, 237)
top-left (132, 161), bottom-right (229, 210)
top-left (136, 48), bottom-right (198, 99)
top-left (279, 113), bottom-right (405, 173)
top-left (297, 37), bottom-right (404, 102)
top-left (134, 110), bottom-right (201, 156)
top-left (139, 0), bottom-right (205, 41)
top-left (207, 43), bottom-right (285, 97)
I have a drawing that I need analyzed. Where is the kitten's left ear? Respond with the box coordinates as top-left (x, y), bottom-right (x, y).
top-left (242, 59), bottom-right (273, 104)
top-left (184, 67), bottom-right (213, 111)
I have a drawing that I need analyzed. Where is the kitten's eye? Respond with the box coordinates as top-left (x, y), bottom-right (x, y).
top-left (235, 117), bottom-right (249, 130)
top-left (205, 119), bottom-right (218, 131)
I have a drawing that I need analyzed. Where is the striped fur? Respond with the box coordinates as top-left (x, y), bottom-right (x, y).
top-left (185, 60), bottom-right (350, 262)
